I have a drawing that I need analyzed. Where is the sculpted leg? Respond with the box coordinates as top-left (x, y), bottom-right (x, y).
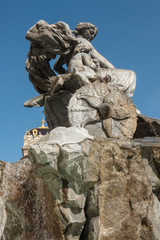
top-left (96, 68), bottom-right (136, 97)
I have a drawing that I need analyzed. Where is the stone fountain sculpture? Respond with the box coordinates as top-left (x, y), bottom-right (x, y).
top-left (24, 20), bottom-right (137, 139)
top-left (0, 20), bottom-right (160, 240)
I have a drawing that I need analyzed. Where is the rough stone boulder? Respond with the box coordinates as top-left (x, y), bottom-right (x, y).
top-left (0, 127), bottom-right (160, 239)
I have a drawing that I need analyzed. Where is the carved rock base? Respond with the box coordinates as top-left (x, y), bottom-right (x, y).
top-left (0, 128), bottom-right (160, 239)
top-left (44, 82), bottom-right (137, 139)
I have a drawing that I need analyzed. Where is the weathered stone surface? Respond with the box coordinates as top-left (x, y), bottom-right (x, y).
top-left (25, 20), bottom-right (138, 141)
top-left (0, 158), bottom-right (64, 240)
top-left (44, 82), bottom-right (137, 139)
top-left (25, 20), bottom-right (136, 98)
top-left (68, 82), bottom-right (137, 139)
top-left (134, 114), bottom-right (160, 138)
top-left (0, 132), bottom-right (160, 239)
top-left (44, 90), bottom-right (72, 129)
top-left (39, 126), bottom-right (94, 146)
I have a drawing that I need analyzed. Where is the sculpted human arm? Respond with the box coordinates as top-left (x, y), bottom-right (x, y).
top-left (90, 48), bottom-right (115, 69)
top-left (54, 55), bottom-right (68, 74)
top-left (82, 54), bottom-right (97, 70)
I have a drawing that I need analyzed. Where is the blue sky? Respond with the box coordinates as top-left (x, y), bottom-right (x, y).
top-left (0, 0), bottom-right (160, 162)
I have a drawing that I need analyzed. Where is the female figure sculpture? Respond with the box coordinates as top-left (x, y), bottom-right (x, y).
top-left (25, 20), bottom-right (136, 98)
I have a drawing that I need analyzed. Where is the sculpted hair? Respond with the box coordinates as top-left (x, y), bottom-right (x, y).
top-left (75, 22), bottom-right (98, 37)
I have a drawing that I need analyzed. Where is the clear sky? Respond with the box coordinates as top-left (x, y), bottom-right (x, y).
top-left (0, 0), bottom-right (160, 162)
